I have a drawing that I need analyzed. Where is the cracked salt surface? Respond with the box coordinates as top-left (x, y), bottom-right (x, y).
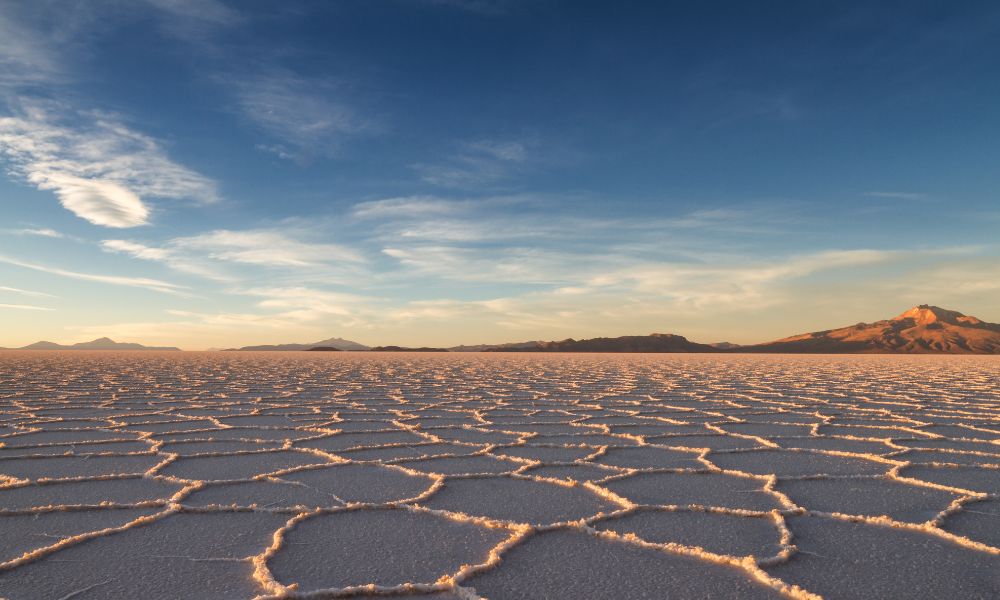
top-left (0, 352), bottom-right (998, 599)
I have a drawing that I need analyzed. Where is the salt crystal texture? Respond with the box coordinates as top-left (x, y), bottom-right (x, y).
top-left (0, 352), bottom-right (998, 598)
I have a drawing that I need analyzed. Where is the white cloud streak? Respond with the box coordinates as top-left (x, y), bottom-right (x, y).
top-left (0, 285), bottom-right (57, 298)
top-left (232, 71), bottom-right (373, 160)
top-left (0, 303), bottom-right (53, 311)
top-left (0, 102), bottom-right (218, 227)
top-left (0, 254), bottom-right (186, 295)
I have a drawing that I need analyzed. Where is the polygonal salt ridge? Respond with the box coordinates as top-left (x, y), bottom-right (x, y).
top-left (591, 445), bottom-right (705, 470)
top-left (590, 505), bottom-right (793, 564)
top-left (773, 474), bottom-right (969, 524)
top-left (603, 468), bottom-right (793, 513)
top-left (418, 473), bottom-right (629, 527)
top-left (490, 443), bottom-right (603, 463)
top-left (891, 448), bottom-right (1000, 468)
top-left (0, 476), bottom-right (190, 513)
top-left (764, 513), bottom-right (1000, 599)
top-left (156, 448), bottom-right (340, 483)
top-left (522, 462), bottom-right (629, 484)
top-left (0, 506), bottom-right (164, 564)
top-left (704, 447), bottom-right (899, 478)
top-left (296, 428), bottom-right (435, 448)
top-left (253, 505), bottom-right (524, 598)
top-left (463, 521), bottom-right (811, 600)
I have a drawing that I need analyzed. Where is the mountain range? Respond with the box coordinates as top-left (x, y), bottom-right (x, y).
top-left (745, 305), bottom-right (1000, 354)
top-left (12, 337), bottom-right (180, 351)
top-left (6, 306), bottom-right (999, 354)
top-left (227, 337), bottom-right (370, 351)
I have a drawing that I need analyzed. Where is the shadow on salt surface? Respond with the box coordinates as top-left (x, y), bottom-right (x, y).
top-left (770, 436), bottom-right (893, 454)
top-left (941, 499), bottom-right (1000, 548)
top-left (281, 464), bottom-right (436, 503)
top-left (0, 508), bottom-right (159, 562)
top-left (492, 445), bottom-right (594, 462)
top-left (463, 528), bottom-right (784, 599)
top-left (899, 465), bottom-right (1000, 495)
top-left (0, 440), bottom-right (151, 458)
top-left (336, 443), bottom-right (478, 461)
top-left (0, 455), bottom-right (163, 480)
top-left (421, 476), bottom-right (619, 525)
top-left (593, 508), bottom-right (784, 558)
top-left (153, 428), bottom-right (318, 443)
top-left (593, 446), bottom-right (702, 469)
top-left (0, 512), bottom-right (290, 600)
top-left (706, 449), bottom-right (890, 477)
top-left (158, 440), bottom-right (284, 455)
top-left (0, 478), bottom-right (183, 511)
top-left (297, 430), bottom-right (430, 452)
top-left (157, 450), bottom-right (332, 481)
top-left (395, 454), bottom-right (523, 475)
top-left (524, 463), bottom-right (624, 483)
top-left (182, 479), bottom-right (343, 509)
top-left (647, 434), bottom-right (762, 450)
top-left (775, 477), bottom-right (960, 522)
top-left (268, 507), bottom-right (510, 591)
top-left (421, 427), bottom-right (522, 445)
top-left (0, 429), bottom-right (140, 445)
top-left (895, 449), bottom-right (1000, 467)
top-left (765, 515), bottom-right (1000, 599)
top-left (605, 472), bottom-right (781, 511)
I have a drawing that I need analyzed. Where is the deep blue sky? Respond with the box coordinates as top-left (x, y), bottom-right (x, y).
top-left (1, 0), bottom-right (998, 348)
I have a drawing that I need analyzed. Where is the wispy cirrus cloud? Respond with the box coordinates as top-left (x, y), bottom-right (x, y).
top-left (0, 102), bottom-right (218, 227)
top-left (424, 0), bottom-right (520, 16)
top-left (7, 227), bottom-right (65, 239)
top-left (0, 10), bottom-right (63, 90)
top-left (411, 136), bottom-right (535, 188)
top-left (863, 191), bottom-right (928, 201)
top-left (0, 303), bottom-right (53, 311)
top-left (101, 227), bottom-right (366, 288)
top-left (0, 285), bottom-right (57, 298)
top-left (0, 254), bottom-right (186, 295)
top-left (232, 71), bottom-right (375, 161)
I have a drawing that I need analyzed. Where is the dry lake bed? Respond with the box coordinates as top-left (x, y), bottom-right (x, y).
top-left (0, 352), bottom-right (998, 599)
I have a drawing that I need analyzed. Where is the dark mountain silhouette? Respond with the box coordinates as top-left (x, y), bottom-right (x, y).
top-left (746, 305), bottom-right (1000, 354)
top-left (230, 337), bottom-right (369, 351)
top-left (370, 346), bottom-right (451, 352)
top-left (18, 337), bottom-right (180, 351)
top-left (480, 333), bottom-right (720, 353)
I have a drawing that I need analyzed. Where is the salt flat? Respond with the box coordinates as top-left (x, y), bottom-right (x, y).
top-left (0, 352), bottom-right (998, 599)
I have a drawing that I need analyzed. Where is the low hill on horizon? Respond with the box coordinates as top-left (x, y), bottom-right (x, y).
top-left (746, 305), bottom-right (1000, 354)
top-left (15, 337), bottom-right (180, 351)
top-left (6, 306), bottom-right (996, 354)
top-left (228, 336), bottom-right (370, 351)
top-left (477, 333), bottom-right (720, 353)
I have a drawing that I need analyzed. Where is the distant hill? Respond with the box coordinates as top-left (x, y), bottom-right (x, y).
top-left (19, 337), bottom-right (180, 351)
top-left (371, 346), bottom-right (450, 352)
top-left (450, 341), bottom-right (542, 352)
top-left (480, 333), bottom-right (720, 353)
top-left (747, 305), bottom-right (1000, 354)
top-left (710, 342), bottom-right (742, 350)
top-left (230, 336), bottom-right (369, 351)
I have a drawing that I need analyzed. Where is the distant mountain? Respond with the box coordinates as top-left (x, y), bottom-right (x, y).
top-left (450, 341), bottom-right (542, 352)
top-left (19, 337), bottom-right (180, 351)
top-left (710, 342), bottom-right (742, 350)
top-left (747, 305), bottom-right (1000, 354)
top-left (370, 346), bottom-right (450, 352)
top-left (230, 336), bottom-right (369, 351)
top-left (480, 333), bottom-right (720, 353)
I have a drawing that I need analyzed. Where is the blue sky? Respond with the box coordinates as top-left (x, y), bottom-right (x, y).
top-left (1, 0), bottom-right (998, 349)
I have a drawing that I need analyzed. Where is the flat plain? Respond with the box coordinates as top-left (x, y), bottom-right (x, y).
top-left (0, 352), bottom-right (998, 599)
